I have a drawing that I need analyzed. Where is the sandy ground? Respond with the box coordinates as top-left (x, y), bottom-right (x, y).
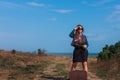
top-left (36, 55), bottom-right (102, 80)
top-left (0, 52), bottom-right (102, 80)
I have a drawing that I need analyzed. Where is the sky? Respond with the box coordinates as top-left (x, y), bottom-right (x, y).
top-left (0, 0), bottom-right (120, 54)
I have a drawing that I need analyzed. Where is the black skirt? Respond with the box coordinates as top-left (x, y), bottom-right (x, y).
top-left (73, 47), bottom-right (88, 63)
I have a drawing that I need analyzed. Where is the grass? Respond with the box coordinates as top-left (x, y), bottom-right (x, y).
top-left (55, 63), bottom-right (69, 77)
top-left (96, 70), bottom-right (107, 78)
top-left (89, 56), bottom-right (120, 80)
top-left (0, 50), bottom-right (54, 80)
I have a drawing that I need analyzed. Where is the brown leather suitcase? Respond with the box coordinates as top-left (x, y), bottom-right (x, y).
top-left (70, 70), bottom-right (87, 80)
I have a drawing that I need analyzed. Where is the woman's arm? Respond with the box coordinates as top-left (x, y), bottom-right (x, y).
top-left (85, 35), bottom-right (89, 47)
top-left (69, 29), bottom-right (75, 38)
top-left (83, 35), bottom-right (89, 49)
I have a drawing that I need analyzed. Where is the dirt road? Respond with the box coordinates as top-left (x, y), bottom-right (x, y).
top-left (38, 55), bottom-right (102, 80)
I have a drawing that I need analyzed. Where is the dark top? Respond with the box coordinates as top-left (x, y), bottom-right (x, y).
top-left (69, 29), bottom-right (89, 47)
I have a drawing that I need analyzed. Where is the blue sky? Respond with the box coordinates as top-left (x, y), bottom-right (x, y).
top-left (0, 0), bottom-right (120, 54)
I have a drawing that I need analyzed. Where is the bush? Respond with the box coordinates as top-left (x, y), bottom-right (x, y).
top-left (37, 49), bottom-right (46, 56)
top-left (97, 41), bottom-right (120, 61)
top-left (97, 41), bottom-right (120, 79)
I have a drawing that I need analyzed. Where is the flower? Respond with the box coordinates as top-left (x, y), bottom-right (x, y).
top-left (71, 41), bottom-right (85, 47)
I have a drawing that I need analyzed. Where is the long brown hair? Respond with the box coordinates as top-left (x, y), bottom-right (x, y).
top-left (74, 25), bottom-right (85, 42)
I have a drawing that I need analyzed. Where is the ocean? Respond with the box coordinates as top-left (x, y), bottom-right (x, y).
top-left (48, 53), bottom-right (98, 57)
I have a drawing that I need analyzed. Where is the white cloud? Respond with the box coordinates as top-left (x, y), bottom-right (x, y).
top-left (96, 0), bottom-right (113, 5)
top-left (81, 1), bottom-right (87, 5)
top-left (49, 18), bottom-right (57, 21)
top-left (86, 33), bottom-right (94, 38)
top-left (0, 1), bottom-right (20, 8)
top-left (88, 34), bottom-right (106, 41)
top-left (82, 0), bottom-right (113, 6)
top-left (115, 25), bottom-right (120, 29)
top-left (94, 35), bottom-right (106, 41)
top-left (106, 5), bottom-right (120, 22)
top-left (115, 5), bottom-right (120, 10)
top-left (27, 2), bottom-right (45, 7)
top-left (54, 9), bottom-right (73, 13)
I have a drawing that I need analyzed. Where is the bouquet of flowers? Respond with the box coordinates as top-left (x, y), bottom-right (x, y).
top-left (71, 40), bottom-right (85, 48)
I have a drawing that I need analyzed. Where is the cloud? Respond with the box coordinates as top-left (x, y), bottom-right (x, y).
top-left (82, 0), bottom-right (113, 6)
top-left (54, 9), bottom-right (73, 13)
top-left (27, 2), bottom-right (45, 7)
top-left (106, 5), bottom-right (120, 22)
top-left (49, 18), bottom-right (57, 21)
top-left (93, 35), bottom-right (106, 41)
top-left (88, 34), bottom-right (106, 41)
top-left (86, 33), bottom-right (94, 38)
top-left (112, 24), bottom-right (120, 29)
top-left (90, 35), bottom-right (106, 41)
top-left (115, 25), bottom-right (120, 29)
top-left (0, 1), bottom-right (20, 8)
top-left (115, 5), bottom-right (120, 10)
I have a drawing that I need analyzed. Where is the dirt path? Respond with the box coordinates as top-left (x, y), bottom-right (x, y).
top-left (88, 72), bottom-right (102, 80)
top-left (38, 55), bottom-right (102, 80)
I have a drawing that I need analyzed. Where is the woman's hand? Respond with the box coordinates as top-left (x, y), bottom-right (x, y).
top-left (83, 45), bottom-right (87, 49)
top-left (74, 26), bottom-right (79, 30)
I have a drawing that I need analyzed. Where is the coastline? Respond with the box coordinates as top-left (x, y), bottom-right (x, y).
top-left (47, 53), bottom-right (98, 57)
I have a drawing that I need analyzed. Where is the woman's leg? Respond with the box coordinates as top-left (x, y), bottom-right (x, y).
top-left (82, 61), bottom-right (88, 72)
top-left (70, 62), bottom-right (77, 71)
top-left (68, 62), bottom-right (77, 80)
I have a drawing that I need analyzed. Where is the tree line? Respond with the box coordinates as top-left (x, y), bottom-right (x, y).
top-left (97, 41), bottom-right (120, 61)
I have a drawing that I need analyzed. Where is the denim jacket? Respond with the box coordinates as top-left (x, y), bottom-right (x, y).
top-left (69, 29), bottom-right (89, 47)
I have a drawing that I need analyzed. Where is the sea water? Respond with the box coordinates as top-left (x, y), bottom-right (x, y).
top-left (48, 53), bottom-right (98, 57)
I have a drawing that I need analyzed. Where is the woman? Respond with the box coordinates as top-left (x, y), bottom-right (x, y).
top-left (69, 24), bottom-right (89, 72)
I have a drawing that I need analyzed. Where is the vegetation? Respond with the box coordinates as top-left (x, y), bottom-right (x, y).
top-left (11, 49), bottom-right (16, 54)
top-left (0, 49), bottom-right (70, 80)
top-left (97, 41), bottom-right (120, 60)
top-left (55, 63), bottom-right (69, 77)
top-left (0, 50), bottom-right (50, 80)
top-left (38, 48), bottom-right (46, 56)
top-left (97, 41), bottom-right (120, 79)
